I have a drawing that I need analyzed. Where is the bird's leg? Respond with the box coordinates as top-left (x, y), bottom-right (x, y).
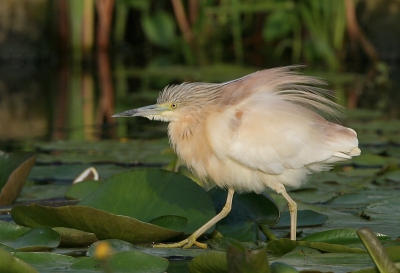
top-left (154, 188), bottom-right (235, 249)
top-left (278, 187), bottom-right (297, 240)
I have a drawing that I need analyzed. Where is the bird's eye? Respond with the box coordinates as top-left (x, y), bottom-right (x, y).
top-left (171, 103), bottom-right (177, 109)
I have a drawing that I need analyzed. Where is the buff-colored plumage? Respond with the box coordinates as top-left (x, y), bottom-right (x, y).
top-left (113, 66), bottom-right (360, 248)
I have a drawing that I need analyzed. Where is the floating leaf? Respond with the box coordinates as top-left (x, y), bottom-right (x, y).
top-left (274, 210), bottom-right (328, 228)
top-left (79, 169), bottom-right (216, 234)
top-left (69, 250), bottom-right (169, 273)
top-left (357, 227), bottom-right (398, 273)
top-left (0, 151), bottom-right (36, 205)
top-left (375, 170), bottom-right (400, 185)
top-left (227, 241), bottom-right (270, 273)
top-left (14, 251), bottom-right (169, 273)
top-left (301, 229), bottom-right (391, 245)
top-left (87, 239), bottom-right (207, 260)
top-left (351, 154), bottom-right (387, 168)
top-left (64, 180), bottom-right (104, 200)
top-left (189, 251), bottom-right (227, 273)
top-left (34, 139), bottom-right (172, 165)
top-left (52, 227), bottom-right (98, 247)
top-left (0, 221), bottom-right (31, 242)
top-left (11, 204), bottom-right (185, 244)
top-left (297, 241), bottom-right (366, 254)
top-left (267, 238), bottom-right (298, 256)
top-left (14, 252), bottom-right (75, 272)
top-left (0, 248), bottom-right (38, 273)
top-left (270, 262), bottom-right (299, 273)
top-left (209, 188), bottom-right (279, 242)
top-left (4, 227), bottom-right (60, 251)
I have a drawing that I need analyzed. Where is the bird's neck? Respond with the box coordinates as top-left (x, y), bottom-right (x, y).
top-left (167, 114), bottom-right (212, 180)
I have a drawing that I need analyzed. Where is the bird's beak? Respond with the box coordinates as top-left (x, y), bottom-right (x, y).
top-left (112, 104), bottom-right (166, 118)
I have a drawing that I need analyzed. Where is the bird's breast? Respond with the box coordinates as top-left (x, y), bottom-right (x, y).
top-left (168, 119), bottom-right (214, 181)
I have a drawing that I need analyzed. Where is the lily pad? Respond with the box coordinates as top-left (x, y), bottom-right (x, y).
top-left (301, 229), bottom-right (391, 245)
top-left (3, 227), bottom-right (60, 251)
top-left (11, 204), bottom-right (186, 244)
top-left (0, 248), bottom-right (38, 273)
top-left (0, 151), bottom-right (36, 205)
top-left (34, 139), bottom-right (173, 165)
top-left (64, 180), bottom-right (104, 200)
top-left (14, 252), bottom-right (76, 272)
top-left (87, 239), bottom-right (208, 259)
top-left (79, 169), bottom-right (216, 234)
top-left (0, 221), bottom-right (31, 242)
top-left (209, 188), bottom-right (280, 242)
top-left (52, 227), bottom-right (98, 247)
top-left (188, 251), bottom-right (227, 273)
top-left (69, 250), bottom-right (169, 273)
top-left (274, 210), bottom-right (328, 228)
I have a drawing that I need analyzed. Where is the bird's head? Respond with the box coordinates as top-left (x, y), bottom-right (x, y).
top-left (112, 82), bottom-right (222, 122)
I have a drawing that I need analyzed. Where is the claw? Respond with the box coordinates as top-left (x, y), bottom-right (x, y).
top-left (153, 235), bottom-right (208, 249)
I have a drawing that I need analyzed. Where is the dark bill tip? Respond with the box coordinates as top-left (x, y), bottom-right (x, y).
top-left (111, 109), bottom-right (137, 118)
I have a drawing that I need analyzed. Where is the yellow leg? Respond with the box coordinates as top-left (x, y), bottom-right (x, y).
top-left (280, 188), bottom-right (297, 240)
top-left (154, 188), bottom-right (235, 249)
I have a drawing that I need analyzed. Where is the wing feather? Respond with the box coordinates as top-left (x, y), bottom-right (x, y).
top-left (206, 66), bottom-right (358, 174)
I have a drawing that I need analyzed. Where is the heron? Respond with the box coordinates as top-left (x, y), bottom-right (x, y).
top-left (112, 66), bottom-right (360, 249)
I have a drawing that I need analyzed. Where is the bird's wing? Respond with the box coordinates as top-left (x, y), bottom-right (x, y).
top-left (218, 66), bottom-right (342, 122)
top-left (206, 92), bottom-right (357, 174)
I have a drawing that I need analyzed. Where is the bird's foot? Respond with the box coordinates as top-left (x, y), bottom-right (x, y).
top-left (153, 235), bottom-right (207, 249)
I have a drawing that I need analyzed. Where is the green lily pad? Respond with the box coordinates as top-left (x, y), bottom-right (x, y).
top-left (209, 188), bottom-right (280, 242)
top-left (28, 164), bottom-right (130, 182)
top-left (188, 251), bottom-right (227, 273)
top-left (87, 239), bottom-right (208, 259)
top-left (301, 229), bottom-right (391, 245)
top-left (375, 170), bottom-right (400, 184)
top-left (14, 250), bottom-right (169, 273)
top-left (64, 180), bottom-right (104, 200)
top-left (0, 221), bottom-right (31, 242)
top-left (69, 250), bottom-right (169, 273)
top-left (226, 241), bottom-right (270, 273)
top-left (267, 238), bottom-right (298, 256)
top-left (0, 151), bottom-right (36, 205)
top-left (52, 227), bottom-right (98, 247)
top-left (298, 241), bottom-right (366, 254)
top-left (270, 262), bottom-right (299, 273)
top-left (351, 154), bottom-right (388, 168)
top-left (11, 204), bottom-right (186, 244)
top-left (0, 248), bottom-right (38, 273)
top-left (34, 139), bottom-right (172, 165)
top-left (79, 169), bottom-right (216, 234)
top-left (274, 210), bottom-right (328, 228)
top-left (3, 227), bottom-right (60, 251)
top-left (14, 252), bottom-right (76, 272)
top-left (357, 227), bottom-right (398, 273)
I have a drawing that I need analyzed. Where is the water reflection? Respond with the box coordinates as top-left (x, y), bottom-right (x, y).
top-left (1, 57), bottom-right (399, 150)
